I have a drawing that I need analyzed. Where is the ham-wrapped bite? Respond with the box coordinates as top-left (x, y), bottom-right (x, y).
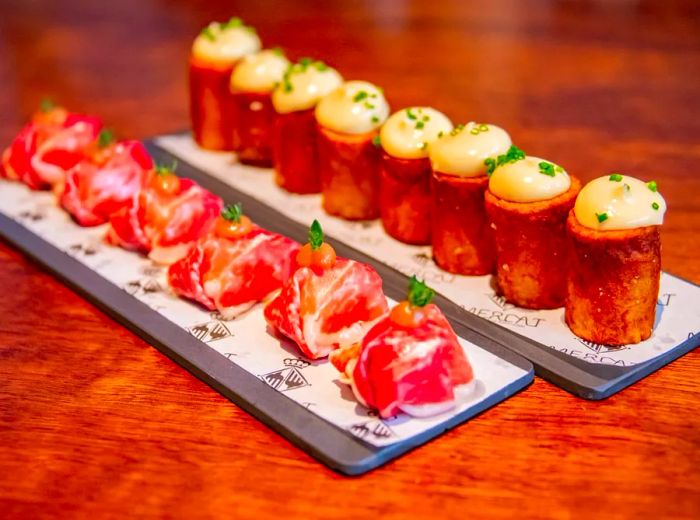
top-left (565, 175), bottom-right (665, 345)
top-left (168, 204), bottom-right (300, 319)
top-left (485, 146), bottom-right (581, 309)
top-left (2, 101), bottom-right (102, 190)
top-left (189, 17), bottom-right (261, 150)
top-left (106, 162), bottom-right (223, 264)
top-left (264, 220), bottom-right (389, 359)
top-left (379, 107), bottom-right (453, 245)
top-left (315, 80), bottom-right (390, 220)
top-left (271, 58), bottom-right (343, 194)
top-left (60, 133), bottom-right (153, 226)
top-left (230, 49), bottom-right (290, 166)
top-left (330, 276), bottom-right (474, 419)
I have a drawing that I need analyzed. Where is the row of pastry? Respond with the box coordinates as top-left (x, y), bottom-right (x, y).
top-left (0, 102), bottom-right (474, 419)
top-left (189, 17), bottom-right (667, 346)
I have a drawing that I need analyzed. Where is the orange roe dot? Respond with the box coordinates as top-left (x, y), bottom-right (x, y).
top-left (215, 214), bottom-right (253, 239)
top-left (312, 242), bottom-right (336, 269)
top-left (296, 243), bottom-right (314, 267)
top-left (389, 300), bottom-right (425, 328)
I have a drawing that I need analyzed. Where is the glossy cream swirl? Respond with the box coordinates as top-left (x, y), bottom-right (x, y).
top-left (271, 60), bottom-right (343, 114)
top-left (314, 81), bottom-right (389, 135)
top-left (429, 122), bottom-right (512, 177)
top-left (489, 155), bottom-right (571, 203)
top-left (379, 107), bottom-right (453, 159)
top-left (192, 19), bottom-right (261, 65)
top-left (574, 175), bottom-right (666, 230)
top-left (230, 49), bottom-right (290, 93)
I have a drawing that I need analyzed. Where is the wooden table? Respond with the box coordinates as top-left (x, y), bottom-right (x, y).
top-left (1, 1), bottom-right (699, 518)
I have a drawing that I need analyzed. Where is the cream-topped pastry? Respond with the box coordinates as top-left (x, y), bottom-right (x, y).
top-left (380, 107), bottom-right (453, 159)
top-left (271, 59), bottom-right (343, 114)
top-left (314, 80), bottom-right (389, 135)
top-left (192, 18), bottom-right (261, 65)
top-left (574, 174), bottom-right (666, 230)
top-left (488, 149), bottom-right (571, 203)
top-left (230, 49), bottom-right (290, 93)
top-left (429, 122), bottom-right (511, 177)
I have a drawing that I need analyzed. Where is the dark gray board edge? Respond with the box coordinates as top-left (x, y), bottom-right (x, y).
top-left (145, 136), bottom-right (700, 400)
top-left (0, 212), bottom-right (533, 476)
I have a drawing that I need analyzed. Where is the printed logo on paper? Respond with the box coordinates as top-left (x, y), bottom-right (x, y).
top-left (260, 358), bottom-right (311, 392)
top-left (187, 320), bottom-right (232, 343)
top-left (347, 419), bottom-right (396, 441)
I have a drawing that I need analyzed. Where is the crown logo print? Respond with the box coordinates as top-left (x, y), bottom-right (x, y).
top-left (284, 358), bottom-right (310, 369)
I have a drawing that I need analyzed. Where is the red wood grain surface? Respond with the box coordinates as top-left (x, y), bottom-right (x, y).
top-left (1, 1), bottom-right (699, 518)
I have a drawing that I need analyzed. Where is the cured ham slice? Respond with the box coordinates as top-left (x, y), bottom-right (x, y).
top-left (60, 139), bottom-right (153, 226)
top-left (330, 277), bottom-right (474, 418)
top-left (1, 104), bottom-right (102, 190)
top-left (168, 204), bottom-right (300, 318)
top-left (264, 220), bottom-right (388, 359)
top-left (106, 165), bottom-right (223, 264)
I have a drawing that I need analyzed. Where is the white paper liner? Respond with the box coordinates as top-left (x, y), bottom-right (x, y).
top-left (156, 133), bottom-right (700, 368)
top-left (0, 179), bottom-right (527, 447)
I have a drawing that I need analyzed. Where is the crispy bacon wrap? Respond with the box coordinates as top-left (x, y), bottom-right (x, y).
top-left (264, 220), bottom-right (388, 359)
top-left (107, 167), bottom-right (223, 264)
top-left (317, 126), bottom-right (382, 220)
top-left (168, 212), bottom-right (300, 319)
top-left (2, 106), bottom-right (102, 190)
top-left (231, 91), bottom-right (275, 166)
top-left (60, 139), bottom-right (153, 226)
top-left (431, 172), bottom-right (495, 275)
top-left (272, 109), bottom-right (321, 194)
top-left (189, 57), bottom-right (237, 151)
top-left (331, 278), bottom-right (474, 419)
top-left (380, 154), bottom-right (433, 245)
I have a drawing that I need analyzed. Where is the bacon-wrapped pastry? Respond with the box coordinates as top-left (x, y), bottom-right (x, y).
top-left (566, 175), bottom-right (665, 345)
top-left (168, 204), bottom-right (300, 318)
top-left (107, 163), bottom-right (223, 264)
top-left (429, 122), bottom-right (511, 275)
top-left (230, 49), bottom-right (289, 166)
top-left (189, 17), bottom-right (261, 150)
top-left (379, 107), bottom-right (453, 244)
top-left (60, 133), bottom-right (153, 226)
top-left (315, 80), bottom-right (389, 220)
top-left (264, 220), bottom-right (389, 359)
top-left (330, 277), bottom-right (474, 419)
top-left (485, 146), bottom-right (581, 309)
top-left (271, 58), bottom-right (343, 194)
top-left (2, 101), bottom-right (102, 190)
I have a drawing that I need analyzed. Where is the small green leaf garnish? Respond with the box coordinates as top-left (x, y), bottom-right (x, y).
top-left (647, 180), bottom-right (658, 192)
top-left (39, 97), bottom-right (56, 113)
top-left (406, 108), bottom-right (417, 120)
top-left (221, 203), bottom-right (243, 223)
top-left (309, 220), bottom-right (324, 250)
top-left (372, 135), bottom-right (382, 148)
top-left (652, 202), bottom-right (660, 210)
top-left (97, 128), bottom-right (115, 148)
top-left (201, 26), bottom-right (216, 41)
top-left (353, 91), bottom-right (368, 103)
top-left (538, 161), bottom-right (563, 177)
top-left (154, 160), bottom-right (178, 176)
top-left (596, 212), bottom-right (608, 223)
top-left (609, 173), bottom-right (623, 182)
top-left (407, 276), bottom-right (435, 307)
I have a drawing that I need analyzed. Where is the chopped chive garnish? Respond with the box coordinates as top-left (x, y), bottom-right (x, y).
top-left (609, 173), bottom-right (623, 182)
top-left (39, 97), bottom-right (56, 113)
top-left (484, 157), bottom-right (497, 176)
top-left (201, 26), bottom-right (216, 41)
top-left (437, 131), bottom-right (444, 138)
top-left (596, 212), bottom-right (608, 223)
top-left (406, 108), bottom-right (417, 120)
top-left (372, 135), bottom-right (382, 148)
top-left (538, 161), bottom-right (556, 177)
top-left (371, 115), bottom-right (379, 124)
top-left (416, 120), bottom-right (425, 130)
top-left (97, 128), bottom-right (115, 148)
top-left (353, 91), bottom-right (368, 102)
top-left (652, 202), bottom-right (660, 210)
top-left (647, 180), bottom-right (658, 192)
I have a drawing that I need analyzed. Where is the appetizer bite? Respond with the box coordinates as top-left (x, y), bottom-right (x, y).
top-left (379, 107), bottom-right (453, 244)
top-left (315, 80), bottom-right (390, 220)
top-left (107, 161), bottom-right (223, 264)
top-left (429, 122), bottom-right (511, 275)
top-left (190, 17), bottom-right (261, 150)
top-left (2, 100), bottom-right (102, 190)
top-left (566, 175), bottom-right (666, 345)
top-left (230, 48), bottom-right (290, 166)
top-left (330, 277), bottom-right (474, 418)
top-left (271, 58), bottom-right (343, 193)
top-left (484, 147), bottom-right (581, 309)
top-left (168, 203), bottom-right (300, 318)
top-left (264, 220), bottom-right (389, 359)
top-left (60, 131), bottom-right (153, 226)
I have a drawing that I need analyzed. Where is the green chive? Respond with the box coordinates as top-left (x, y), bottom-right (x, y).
top-left (652, 202), bottom-right (660, 210)
top-left (609, 173), bottom-right (623, 182)
top-left (596, 212), bottom-right (608, 223)
top-left (647, 180), bottom-right (658, 192)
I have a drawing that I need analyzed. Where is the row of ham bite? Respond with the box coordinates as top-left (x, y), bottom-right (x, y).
top-left (0, 102), bottom-right (474, 419)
